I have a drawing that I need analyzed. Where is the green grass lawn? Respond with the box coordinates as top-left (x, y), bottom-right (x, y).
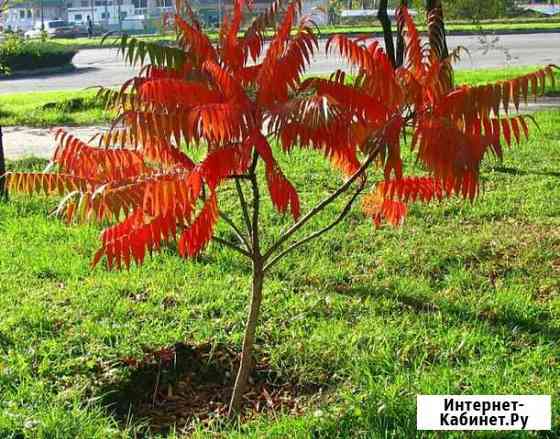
top-left (1, 100), bottom-right (560, 436)
top-left (51, 18), bottom-right (560, 50)
top-left (323, 19), bottom-right (560, 35)
top-left (455, 66), bottom-right (560, 89)
top-left (0, 66), bottom-right (558, 128)
top-left (0, 89), bottom-right (112, 127)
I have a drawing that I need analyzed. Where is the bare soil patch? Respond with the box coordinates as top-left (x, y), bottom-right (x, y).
top-left (98, 342), bottom-right (325, 434)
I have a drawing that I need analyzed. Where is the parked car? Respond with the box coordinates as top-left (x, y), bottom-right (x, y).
top-left (24, 20), bottom-right (78, 39)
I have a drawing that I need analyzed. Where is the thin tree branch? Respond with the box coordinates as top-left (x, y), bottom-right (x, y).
top-left (212, 236), bottom-right (252, 258)
top-left (263, 152), bottom-right (376, 261)
top-left (219, 210), bottom-right (251, 251)
top-left (235, 179), bottom-right (253, 238)
top-left (263, 179), bottom-right (366, 273)
top-left (249, 148), bottom-right (259, 175)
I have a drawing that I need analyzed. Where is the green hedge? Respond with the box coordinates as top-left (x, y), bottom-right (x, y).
top-left (0, 36), bottom-right (77, 74)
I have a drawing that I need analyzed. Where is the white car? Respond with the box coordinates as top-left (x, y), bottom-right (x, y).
top-left (24, 20), bottom-right (77, 39)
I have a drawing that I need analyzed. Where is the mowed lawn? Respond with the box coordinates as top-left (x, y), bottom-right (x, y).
top-left (0, 90), bottom-right (111, 128)
top-left (1, 107), bottom-right (560, 434)
top-left (0, 66), bottom-right (558, 128)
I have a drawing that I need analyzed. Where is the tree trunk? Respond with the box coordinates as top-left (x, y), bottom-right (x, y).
top-left (228, 257), bottom-right (264, 415)
top-left (426, 0), bottom-right (449, 59)
top-left (395, 0), bottom-right (408, 67)
top-left (0, 126), bottom-right (7, 201)
top-left (377, 0), bottom-right (396, 68)
top-left (228, 169), bottom-right (263, 416)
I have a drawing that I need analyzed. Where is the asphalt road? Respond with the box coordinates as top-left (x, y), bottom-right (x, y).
top-left (0, 32), bottom-right (559, 94)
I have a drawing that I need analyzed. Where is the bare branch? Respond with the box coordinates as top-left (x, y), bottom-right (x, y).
top-left (235, 179), bottom-right (253, 238)
top-left (227, 174), bottom-right (251, 180)
top-left (219, 210), bottom-right (251, 251)
top-left (212, 236), bottom-right (252, 258)
top-left (263, 179), bottom-right (366, 273)
top-left (263, 152), bottom-right (377, 262)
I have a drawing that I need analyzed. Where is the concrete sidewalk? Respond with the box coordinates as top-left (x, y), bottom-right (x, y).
top-left (3, 125), bottom-right (107, 160)
top-left (2, 97), bottom-right (560, 161)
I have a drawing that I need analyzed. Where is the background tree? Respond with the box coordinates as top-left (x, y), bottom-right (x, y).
top-left (377, 0), bottom-right (397, 66)
top-left (5, 0), bottom-right (557, 417)
top-left (444, 0), bottom-right (516, 21)
top-left (377, 0), bottom-right (449, 68)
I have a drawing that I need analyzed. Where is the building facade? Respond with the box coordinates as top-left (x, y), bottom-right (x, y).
top-left (2, 0), bottom-right (67, 32)
top-left (1, 0), bottom-right (328, 33)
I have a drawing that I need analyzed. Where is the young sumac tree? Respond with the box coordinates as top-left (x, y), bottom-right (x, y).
top-left (5, 0), bottom-right (557, 415)
top-left (0, 0), bottom-right (8, 200)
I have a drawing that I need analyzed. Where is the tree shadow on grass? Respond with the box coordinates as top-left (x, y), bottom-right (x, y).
top-left (339, 284), bottom-right (560, 343)
top-left (491, 165), bottom-right (560, 178)
top-left (0, 331), bottom-right (13, 353)
top-left (97, 342), bottom-right (324, 435)
top-left (1, 66), bottom-right (98, 81)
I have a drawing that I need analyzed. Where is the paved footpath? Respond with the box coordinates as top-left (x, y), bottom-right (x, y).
top-left (3, 125), bottom-right (106, 160)
top-left (3, 97), bottom-right (560, 160)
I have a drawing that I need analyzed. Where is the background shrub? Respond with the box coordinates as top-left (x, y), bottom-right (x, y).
top-left (0, 36), bottom-right (77, 74)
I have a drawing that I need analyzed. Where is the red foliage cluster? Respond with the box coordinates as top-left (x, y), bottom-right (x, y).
top-left (5, 1), bottom-right (557, 267)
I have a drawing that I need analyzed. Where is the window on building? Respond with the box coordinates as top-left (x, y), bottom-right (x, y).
top-left (133, 0), bottom-right (147, 9)
top-left (27, 10), bottom-right (32, 18)
top-left (101, 12), bottom-right (110, 18)
top-left (74, 14), bottom-right (83, 20)
top-left (19, 10), bottom-right (25, 19)
top-left (81, 0), bottom-right (89, 6)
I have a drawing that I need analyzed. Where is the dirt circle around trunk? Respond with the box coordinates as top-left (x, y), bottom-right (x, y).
top-left (98, 342), bottom-right (326, 434)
